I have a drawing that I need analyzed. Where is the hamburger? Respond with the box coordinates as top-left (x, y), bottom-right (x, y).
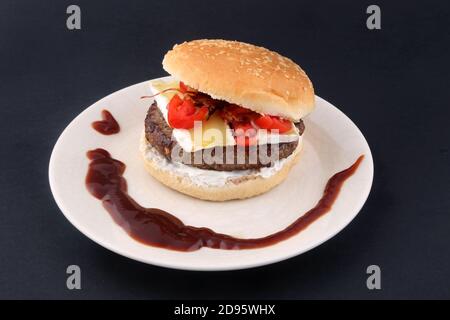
top-left (140, 39), bottom-right (315, 201)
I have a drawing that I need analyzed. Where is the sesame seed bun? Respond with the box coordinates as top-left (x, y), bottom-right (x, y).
top-left (162, 39), bottom-right (315, 121)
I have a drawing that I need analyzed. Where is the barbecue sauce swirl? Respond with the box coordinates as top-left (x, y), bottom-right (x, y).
top-left (91, 110), bottom-right (120, 135)
top-left (85, 148), bottom-right (363, 251)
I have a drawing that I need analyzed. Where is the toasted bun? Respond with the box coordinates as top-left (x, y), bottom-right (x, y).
top-left (162, 39), bottom-right (314, 121)
top-left (140, 133), bottom-right (302, 201)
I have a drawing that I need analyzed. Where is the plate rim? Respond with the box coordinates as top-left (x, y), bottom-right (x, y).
top-left (49, 79), bottom-right (374, 271)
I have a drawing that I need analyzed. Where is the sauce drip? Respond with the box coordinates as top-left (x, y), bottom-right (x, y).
top-left (91, 110), bottom-right (120, 135)
top-left (85, 148), bottom-right (364, 251)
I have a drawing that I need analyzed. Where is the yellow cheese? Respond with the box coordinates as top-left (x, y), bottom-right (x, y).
top-left (189, 113), bottom-right (236, 150)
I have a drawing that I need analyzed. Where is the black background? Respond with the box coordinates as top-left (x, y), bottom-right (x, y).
top-left (0, 0), bottom-right (449, 299)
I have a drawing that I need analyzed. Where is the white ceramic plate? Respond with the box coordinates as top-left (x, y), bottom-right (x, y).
top-left (49, 77), bottom-right (373, 271)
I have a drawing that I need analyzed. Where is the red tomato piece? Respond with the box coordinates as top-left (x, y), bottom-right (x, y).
top-left (254, 115), bottom-right (292, 133)
top-left (179, 81), bottom-right (189, 94)
top-left (167, 95), bottom-right (208, 129)
top-left (168, 93), bottom-right (183, 110)
top-left (180, 98), bottom-right (196, 115)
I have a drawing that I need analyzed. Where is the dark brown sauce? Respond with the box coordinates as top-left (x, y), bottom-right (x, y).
top-left (86, 148), bottom-right (364, 251)
top-left (91, 110), bottom-right (120, 135)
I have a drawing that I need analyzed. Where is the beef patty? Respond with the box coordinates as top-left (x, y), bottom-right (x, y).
top-left (144, 102), bottom-right (305, 171)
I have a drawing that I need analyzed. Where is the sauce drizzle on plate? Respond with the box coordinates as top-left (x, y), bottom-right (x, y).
top-left (85, 148), bottom-right (364, 251)
top-left (91, 110), bottom-right (120, 135)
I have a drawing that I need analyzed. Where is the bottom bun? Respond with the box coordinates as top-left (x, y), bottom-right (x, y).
top-left (140, 133), bottom-right (302, 201)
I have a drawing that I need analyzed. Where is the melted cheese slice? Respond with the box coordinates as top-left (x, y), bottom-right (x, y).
top-left (149, 78), bottom-right (299, 152)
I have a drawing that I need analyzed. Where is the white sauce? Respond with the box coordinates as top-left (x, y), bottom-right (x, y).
top-left (140, 136), bottom-right (301, 187)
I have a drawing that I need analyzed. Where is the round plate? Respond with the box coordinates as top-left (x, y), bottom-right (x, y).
top-left (49, 77), bottom-right (373, 271)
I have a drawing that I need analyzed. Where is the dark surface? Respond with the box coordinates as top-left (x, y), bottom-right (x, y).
top-left (0, 0), bottom-right (449, 299)
top-left (144, 103), bottom-right (304, 170)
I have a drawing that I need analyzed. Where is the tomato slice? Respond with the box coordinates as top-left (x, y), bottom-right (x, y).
top-left (179, 81), bottom-right (189, 94)
top-left (180, 98), bottom-right (196, 115)
top-left (168, 93), bottom-right (183, 110)
top-left (254, 115), bottom-right (292, 133)
top-left (192, 106), bottom-right (209, 122)
top-left (167, 95), bottom-right (208, 129)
